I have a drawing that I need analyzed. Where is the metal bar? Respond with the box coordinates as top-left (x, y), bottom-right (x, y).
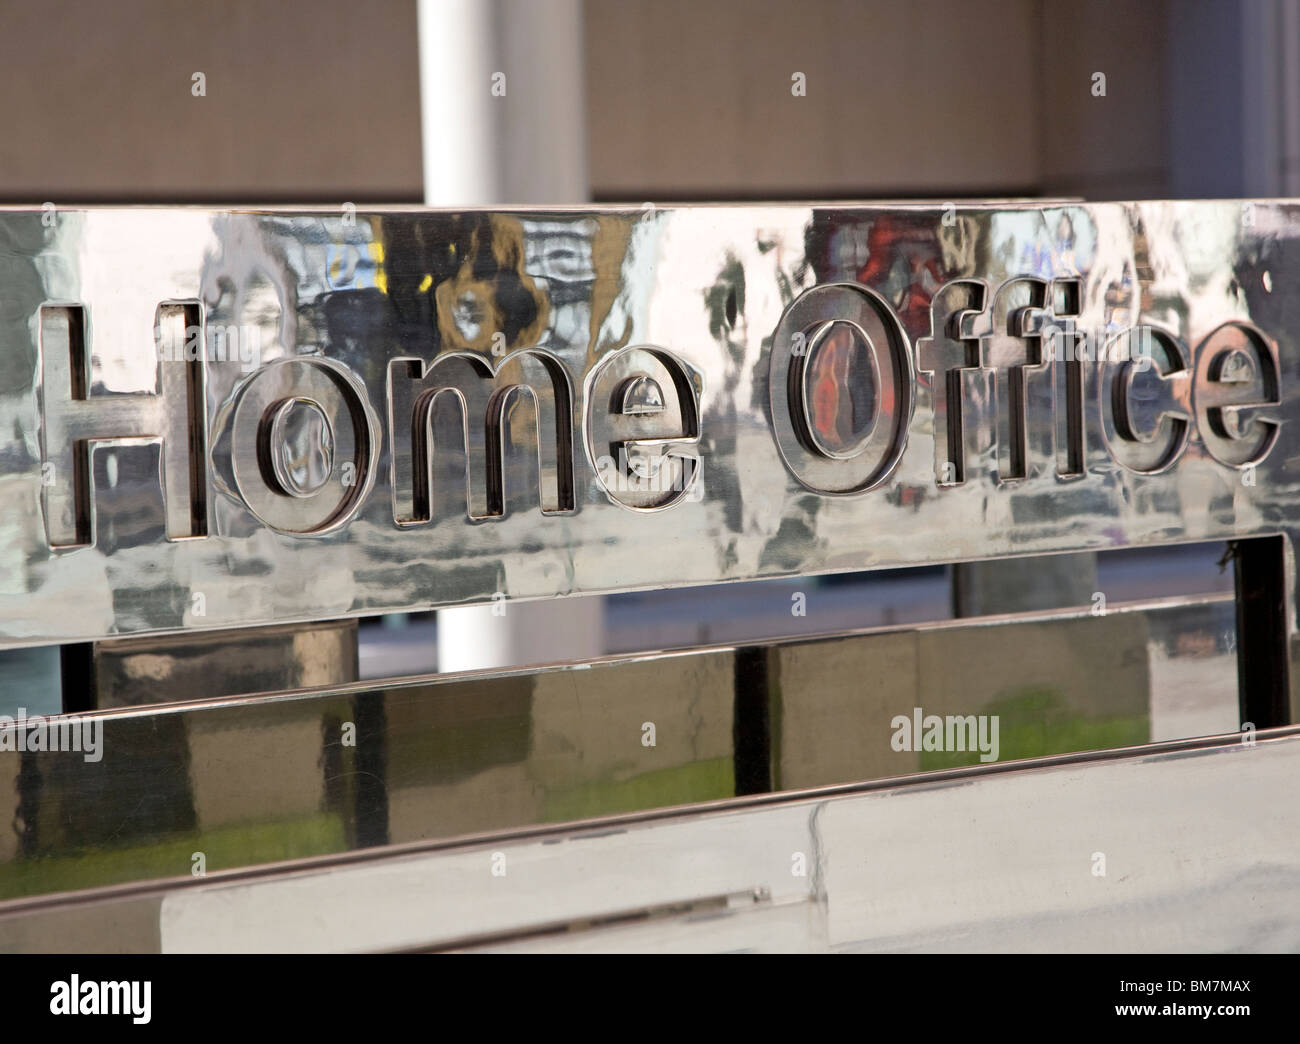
top-left (0, 595), bottom-right (1237, 904)
top-left (2, 724), bottom-right (1295, 953)
top-left (1235, 534), bottom-right (1291, 728)
top-left (732, 646), bottom-right (772, 796)
top-left (57, 643), bottom-right (96, 713)
top-left (1, 202), bottom-right (1297, 650)
top-left (86, 619), bottom-right (359, 709)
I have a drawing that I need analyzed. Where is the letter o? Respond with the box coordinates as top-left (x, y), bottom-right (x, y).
top-left (230, 358), bottom-right (379, 534)
top-left (768, 283), bottom-right (915, 494)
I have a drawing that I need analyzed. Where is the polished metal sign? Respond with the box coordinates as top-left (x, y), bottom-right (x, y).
top-left (0, 203), bottom-right (1295, 643)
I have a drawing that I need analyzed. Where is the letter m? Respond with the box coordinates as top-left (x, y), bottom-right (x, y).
top-left (946, 714), bottom-right (977, 752)
top-left (102, 982), bottom-right (130, 1015)
top-left (387, 349), bottom-right (574, 523)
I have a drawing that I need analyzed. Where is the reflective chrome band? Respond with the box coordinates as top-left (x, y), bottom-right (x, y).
top-left (2, 722), bottom-right (1295, 953)
top-left (0, 595), bottom-right (1237, 905)
top-left (1, 203), bottom-right (1296, 645)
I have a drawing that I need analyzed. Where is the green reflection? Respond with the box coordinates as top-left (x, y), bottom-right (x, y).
top-left (919, 686), bottom-right (1149, 771)
top-left (0, 813), bottom-right (345, 900)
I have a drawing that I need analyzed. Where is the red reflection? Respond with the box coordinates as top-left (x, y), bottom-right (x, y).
top-left (809, 324), bottom-right (868, 452)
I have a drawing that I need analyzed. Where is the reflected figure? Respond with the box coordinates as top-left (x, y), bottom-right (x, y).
top-left (1019, 212), bottom-right (1079, 279)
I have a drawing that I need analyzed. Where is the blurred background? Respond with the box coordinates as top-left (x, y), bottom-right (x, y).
top-left (2, 0), bottom-right (1294, 202)
top-left (0, 0), bottom-right (1288, 691)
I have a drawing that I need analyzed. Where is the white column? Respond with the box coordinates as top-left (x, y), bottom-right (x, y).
top-left (417, 0), bottom-right (603, 672)
top-left (418, 0), bottom-right (503, 205)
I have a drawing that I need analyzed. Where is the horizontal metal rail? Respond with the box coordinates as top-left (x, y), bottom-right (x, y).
top-left (0, 595), bottom-right (1238, 906)
top-left (2, 724), bottom-right (1295, 952)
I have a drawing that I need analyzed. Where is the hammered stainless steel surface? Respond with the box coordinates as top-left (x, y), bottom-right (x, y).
top-left (1, 203), bottom-right (1296, 649)
top-left (0, 595), bottom-right (1236, 905)
top-left (1, 721), bottom-right (1291, 953)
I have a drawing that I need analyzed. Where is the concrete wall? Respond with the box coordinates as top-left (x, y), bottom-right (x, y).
top-left (0, 0), bottom-right (423, 201)
top-left (0, 0), bottom-right (1174, 202)
top-left (585, 0), bottom-right (1045, 198)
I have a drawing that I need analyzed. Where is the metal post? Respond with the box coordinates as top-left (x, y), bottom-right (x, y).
top-left (418, 0), bottom-right (603, 671)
